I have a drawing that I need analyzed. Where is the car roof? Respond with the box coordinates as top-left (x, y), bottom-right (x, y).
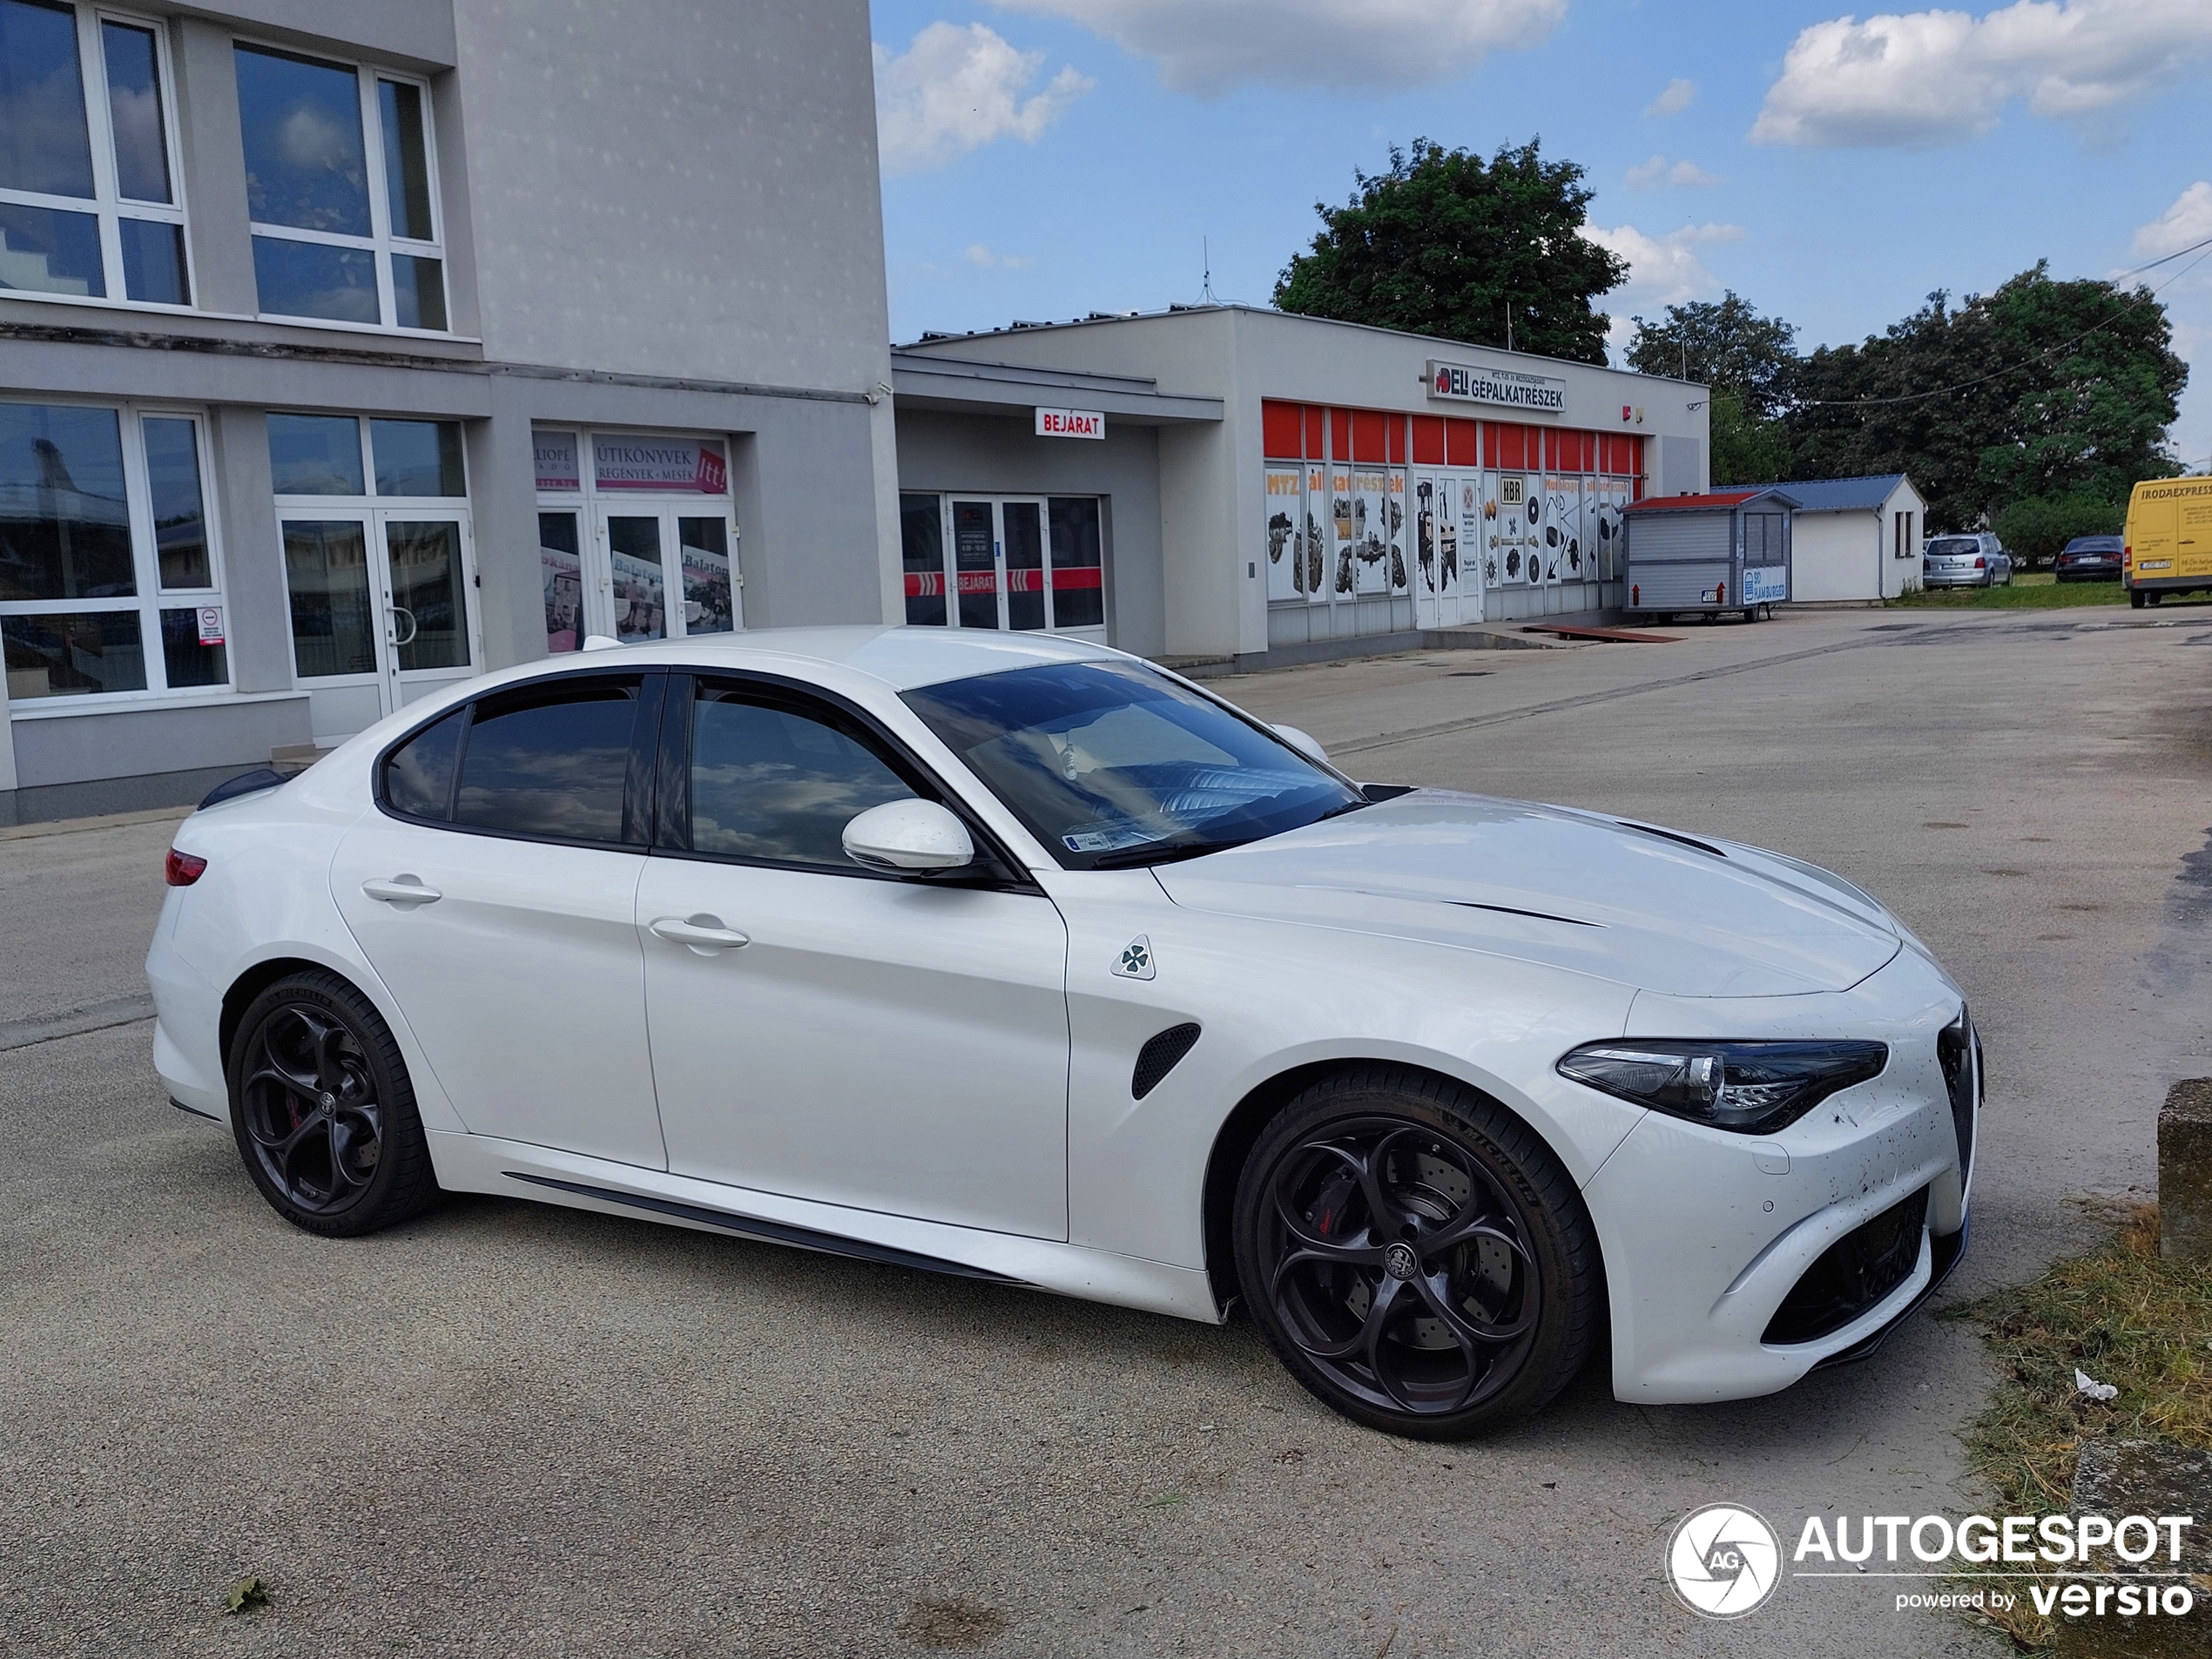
top-left (538, 625), bottom-right (1126, 692)
top-left (2062, 535), bottom-right (2122, 548)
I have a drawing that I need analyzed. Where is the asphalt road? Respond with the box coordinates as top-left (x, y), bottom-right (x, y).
top-left (3, 605), bottom-right (2209, 1657)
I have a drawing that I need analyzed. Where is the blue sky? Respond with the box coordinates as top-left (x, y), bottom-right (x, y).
top-left (870, 0), bottom-right (2212, 469)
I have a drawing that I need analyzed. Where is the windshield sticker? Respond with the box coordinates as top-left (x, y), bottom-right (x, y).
top-left (1064, 826), bottom-right (1155, 853)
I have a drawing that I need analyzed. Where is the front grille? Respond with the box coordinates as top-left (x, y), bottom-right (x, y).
top-left (1764, 1186), bottom-right (1929, 1345)
top-left (1937, 1009), bottom-right (1977, 1183)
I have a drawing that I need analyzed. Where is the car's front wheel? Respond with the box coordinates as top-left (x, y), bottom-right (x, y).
top-left (227, 969), bottom-right (438, 1238)
top-left (1232, 1067), bottom-right (1602, 1439)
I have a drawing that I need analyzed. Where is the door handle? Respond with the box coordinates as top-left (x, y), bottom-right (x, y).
top-left (388, 604), bottom-right (418, 646)
top-left (362, 875), bottom-right (442, 907)
top-left (650, 914), bottom-right (750, 954)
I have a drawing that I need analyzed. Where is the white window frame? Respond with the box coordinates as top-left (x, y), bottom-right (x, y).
top-left (0, 396), bottom-right (233, 708)
top-left (234, 37), bottom-right (448, 335)
top-left (0, 2), bottom-right (194, 313)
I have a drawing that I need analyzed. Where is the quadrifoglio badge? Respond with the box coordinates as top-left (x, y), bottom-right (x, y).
top-left (1666, 1504), bottom-right (2200, 1625)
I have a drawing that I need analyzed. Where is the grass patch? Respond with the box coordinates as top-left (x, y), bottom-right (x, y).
top-left (1893, 571), bottom-right (2128, 609)
top-left (1943, 1203), bottom-right (2212, 1648)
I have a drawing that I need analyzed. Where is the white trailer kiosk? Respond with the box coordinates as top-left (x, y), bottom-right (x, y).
top-left (1622, 488), bottom-right (1798, 623)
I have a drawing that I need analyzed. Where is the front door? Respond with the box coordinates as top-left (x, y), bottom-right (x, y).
top-left (283, 509), bottom-right (478, 738)
top-left (949, 498), bottom-right (1004, 629)
top-left (635, 674), bottom-right (1071, 1238)
top-left (589, 507), bottom-right (743, 644)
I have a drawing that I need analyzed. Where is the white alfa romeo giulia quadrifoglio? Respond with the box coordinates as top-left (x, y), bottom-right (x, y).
top-left (147, 628), bottom-right (1978, 1438)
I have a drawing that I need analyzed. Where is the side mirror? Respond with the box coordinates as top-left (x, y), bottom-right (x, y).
top-left (843, 799), bottom-right (975, 872)
top-left (1271, 723), bottom-right (1330, 767)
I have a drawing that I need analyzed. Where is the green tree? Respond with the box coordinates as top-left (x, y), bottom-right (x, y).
top-left (1710, 389), bottom-right (1794, 486)
top-left (1626, 292), bottom-right (1799, 422)
top-left (1991, 494), bottom-right (2124, 566)
top-left (1786, 265), bottom-right (2187, 529)
top-left (1274, 138), bottom-right (1628, 365)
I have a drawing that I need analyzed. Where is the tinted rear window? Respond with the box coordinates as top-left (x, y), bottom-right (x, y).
top-left (1925, 537), bottom-right (1979, 557)
top-left (453, 679), bottom-right (645, 843)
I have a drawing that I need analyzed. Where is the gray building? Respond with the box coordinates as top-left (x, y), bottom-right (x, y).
top-left (0, 0), bottom-right (897, 822)
top-left (892, 307), bottom-right (1711, 669)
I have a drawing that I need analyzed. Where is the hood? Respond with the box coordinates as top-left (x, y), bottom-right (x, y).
top-left (1151, 791), bottom-right (1901, 998)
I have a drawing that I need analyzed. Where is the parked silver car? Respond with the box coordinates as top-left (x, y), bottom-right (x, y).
top-left (1923, 533), bottom-right (2013, 589)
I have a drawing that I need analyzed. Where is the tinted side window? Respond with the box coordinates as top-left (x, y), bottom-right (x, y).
top-left (383, 705), bottom-right (463, 819)
top-left (690, 687), bottom-right (916, 868)
top-left (455, 678), bottom-right (646, 843)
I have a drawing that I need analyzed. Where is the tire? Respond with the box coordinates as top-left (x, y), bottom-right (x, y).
top-left (1231, 1066), bottom-right (1602, 1440)
top-left (2130, 589), bottom-right (2146, 609)
top-left (226, 969), bottom-right (439, 1238)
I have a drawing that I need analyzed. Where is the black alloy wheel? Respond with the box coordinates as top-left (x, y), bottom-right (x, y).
top-left (228, 970), bottom-right (437, 1238)
top-left (1233, 1067), bottom-right (1601, 1440)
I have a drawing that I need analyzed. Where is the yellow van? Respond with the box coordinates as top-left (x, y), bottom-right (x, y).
top-left (2125, 475), bottom-right (2212, 607)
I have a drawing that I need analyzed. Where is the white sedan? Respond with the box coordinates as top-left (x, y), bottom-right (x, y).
top-left (147, 628), bottom-right (1978, 1439)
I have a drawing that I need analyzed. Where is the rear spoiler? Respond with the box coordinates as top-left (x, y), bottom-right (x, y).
top-left (198, 767), bottom-right (289, 811)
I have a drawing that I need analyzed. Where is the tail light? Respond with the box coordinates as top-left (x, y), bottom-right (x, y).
top-left (2123, 544), bottom-right (2132, 570)
top-left (1631, 583), bottom-right (1640, 605)
top-left (1716, 580), bottom-right (1726, 604)
top-left (165, 848), bottom-right (206, 887)
top-left (1973, 556), bottom-right (1985, 569)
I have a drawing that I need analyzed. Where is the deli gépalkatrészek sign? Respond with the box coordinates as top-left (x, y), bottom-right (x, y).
top-left (1426, 360), bottom-right (1568, 414)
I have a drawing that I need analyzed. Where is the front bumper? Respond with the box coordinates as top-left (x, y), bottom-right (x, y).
top-left (1582, 945), bottom-right (1975, 1404)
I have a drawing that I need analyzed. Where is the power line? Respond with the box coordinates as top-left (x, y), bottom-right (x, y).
top-left (1788, 231), bottom-right (2212, 413)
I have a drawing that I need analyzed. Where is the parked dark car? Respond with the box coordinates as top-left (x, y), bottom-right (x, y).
top-left (2054, 535), bottom-right (2124, 583)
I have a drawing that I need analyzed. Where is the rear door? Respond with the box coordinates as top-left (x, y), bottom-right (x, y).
top-left (330, 671), bottom-right (668, 1169)
top-left (2129, 491), bottom-right (2177, 583)
top-left (634, 674), bottom-right (1072, 1238)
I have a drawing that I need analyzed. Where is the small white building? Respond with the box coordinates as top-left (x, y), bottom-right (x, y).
top-left (1742, 475), bottom-right (1926, 602)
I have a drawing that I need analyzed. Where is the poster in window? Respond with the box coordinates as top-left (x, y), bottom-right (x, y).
top-left (1304, 466), bottom-right (1327, 600)
top-left (1386, 469), bottom-right (1408, 594)
top-left (680, 529), bottom-right (736, 635)
top-left (1413, 475), bottom-right (1438, 597)
top-left (1593, 482), bottom-right (1628, 581)
top-left (1352, 468), bottom-right (1390, 595)
top-left (1457, 475), bottom-right (1483, 601)
top-left (1491, 472), bottom-right (1524, 584)
top-left (1554, 476), bottom-right (1587, 582)
top-left (610, 549), bottom-right (665, 641)
top-left (1530, 474), bottom-right (1555, 583)
top-left (593, 435), bottom-right (728, 495)
top-left (1264, 466), bottom-right (1305, 602)
top-left (1330, 468), bottom-right (1356, 597)
top-left (541, 541), bottom-right (581, 652)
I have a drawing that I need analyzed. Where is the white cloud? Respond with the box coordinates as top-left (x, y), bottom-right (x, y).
top-left (1752, 0), bottom-right (2212, 149)
top-left (1581, 221), bottom-right (1745, 316)
top-left (990, 0), bottom-right (1567, 96)
top-left (964, 242), bottom-right (1035, 268)
top-left (1645, 77), bottom-right (1696, 117)
top-left (874, 21), bottom-right (1094, 175)
top-left (1625, 155), bottom-right (1723, 189)
top-left (2133, 181), bottom-right (2212, 260)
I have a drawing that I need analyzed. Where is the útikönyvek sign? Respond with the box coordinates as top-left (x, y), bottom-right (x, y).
top-left (1427, 360), bottom-right (1568, 414)
top-left (1035, 408), bottom-right (1105, 440)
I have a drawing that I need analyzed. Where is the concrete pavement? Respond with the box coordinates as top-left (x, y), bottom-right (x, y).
top-left (3, 604), bottom-right (2208, 1656)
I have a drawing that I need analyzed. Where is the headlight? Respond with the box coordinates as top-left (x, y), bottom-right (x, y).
top-left (1556, 1040), bottom-right (1889, 1135)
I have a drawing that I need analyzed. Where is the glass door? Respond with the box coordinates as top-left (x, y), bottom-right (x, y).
top-left (282, 509), bottom-right (477, 734)
top-left (949, 499), bottom-right (1001, 629)
top-left (593, 507), bottom-right (741, 643)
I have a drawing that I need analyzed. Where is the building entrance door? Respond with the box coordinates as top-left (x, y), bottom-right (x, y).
top-left (282, 509), bottom-right (477, 736)
top-left (536, 506), bottom-right (741, 646)
top-left (909, 495), bottom-right (1105, 638)
top-left (1413, 471), bottom-right (1473, 629)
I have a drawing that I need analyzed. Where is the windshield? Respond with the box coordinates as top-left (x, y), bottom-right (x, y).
top-left (902, 658), bottom-right (1366, 869)
top-left (1925, 537), bottom-right (1979, 557)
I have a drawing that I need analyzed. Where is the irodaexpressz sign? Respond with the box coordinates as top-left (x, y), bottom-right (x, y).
top-left (1426, 360), bottom-right (1567, 414)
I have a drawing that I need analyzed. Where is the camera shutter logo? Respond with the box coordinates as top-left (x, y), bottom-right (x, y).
top-left (1667, 1504), bottom-right (1781, 1619)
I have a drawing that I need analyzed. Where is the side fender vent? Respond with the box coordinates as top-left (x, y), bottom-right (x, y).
top-left (1132, 1022), bottom-right (1202, 1101)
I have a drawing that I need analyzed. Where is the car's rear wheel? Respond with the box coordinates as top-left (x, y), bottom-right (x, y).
top-left (1232, 1067), bottom-right (1601, 1439)
top-left (227, 970), bottom-right (437, 1238)
top-left (2130, 589), bottom-right (2146, 608)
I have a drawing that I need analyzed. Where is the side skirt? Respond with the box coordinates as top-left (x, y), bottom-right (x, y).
top-left (426, 1130), bottom-right (1225, 1325)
